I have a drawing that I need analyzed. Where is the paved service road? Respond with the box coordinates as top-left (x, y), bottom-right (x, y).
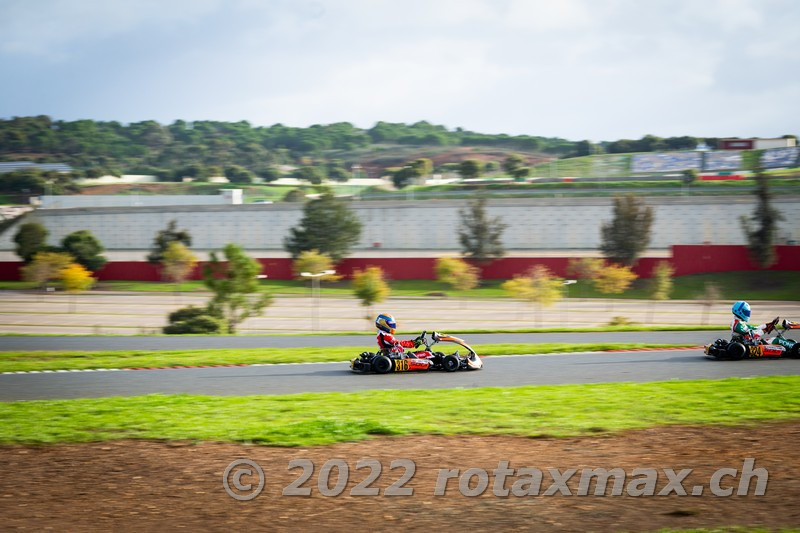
top-left (0, 331), bottom-right (726, 351)
top-left (2, 349), bottom-right (799, 401)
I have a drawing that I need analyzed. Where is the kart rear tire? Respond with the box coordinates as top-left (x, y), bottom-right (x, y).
top-left (442, 355), bottom-right (460, 372)
top-left (372, 355), bottom-right (392, 374)
top-left (788, 341), bottom-right (800, 359)
top-left (726, 342), bottom-right (746, 361)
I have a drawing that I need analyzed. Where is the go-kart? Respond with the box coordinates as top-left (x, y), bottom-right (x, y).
top-left (350, 331), bottom-right (483, 374)
top-left (704, 319), bottom-right (800, 360)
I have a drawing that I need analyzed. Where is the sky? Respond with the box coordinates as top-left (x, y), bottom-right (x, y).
top-left (1, 0), bottom-right (798, 142)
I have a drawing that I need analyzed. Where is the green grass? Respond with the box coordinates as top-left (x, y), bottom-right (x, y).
top-left (9, 270), bottom-right (794, 301)
top-left (0, 342), bottom-right (693, 372)
top-left (1, 376), bottom-right (798, 445)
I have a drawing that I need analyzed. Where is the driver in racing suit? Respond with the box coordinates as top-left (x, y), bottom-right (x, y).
top-left (375, 313), bottom-right (433, 358)
top-left (730, 300), bottom-right (779, 343)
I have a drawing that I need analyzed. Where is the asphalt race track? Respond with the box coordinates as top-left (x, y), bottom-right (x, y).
top-left (0, 331), bottom-right (724, 351)
top-left (3, 348), bottom-right (800, 401)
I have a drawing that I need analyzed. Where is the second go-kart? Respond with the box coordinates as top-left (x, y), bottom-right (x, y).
top-left (350, 331), bottom-right (483, 374)
top-left (704, 319), bottom-right (800, 360)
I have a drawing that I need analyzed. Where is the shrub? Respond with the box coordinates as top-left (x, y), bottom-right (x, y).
top-left (164, 305), bottom-right (223, 334)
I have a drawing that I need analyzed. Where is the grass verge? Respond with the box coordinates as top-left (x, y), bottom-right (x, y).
top-left (0, 342), bottom-right (693, 372)
top-left (4, 270), bottom-right (798, 300)
top-left (0, 377), bottom-right (798, 446)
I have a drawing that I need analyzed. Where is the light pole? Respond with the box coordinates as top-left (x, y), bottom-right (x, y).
top-left (563, 279), bottom-right (577, 324)
top-left (300, 270), bottom-right (335, 331)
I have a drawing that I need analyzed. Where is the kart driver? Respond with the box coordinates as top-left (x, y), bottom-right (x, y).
top-left (730, 301), bottom-right (779, 343)
top-left (375, 313), bottom-right (432, 358)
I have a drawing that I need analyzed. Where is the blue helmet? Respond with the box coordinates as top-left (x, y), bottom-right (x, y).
top-left (732, 301), bottom-right (751, 321)
top-left (375, 313), bottom-right (397, 334)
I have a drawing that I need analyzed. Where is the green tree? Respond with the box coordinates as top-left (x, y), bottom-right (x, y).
top-left (435, 257), bottom-right (479, 292)
top-left (600, 195), bottom-right (654, 266)
top-left (458, 196), bottom-right (506, 263)
top-left (392, 166), bottom-right (415, 189)
top-left (292, 166), bottom-right (325, 185)
top-left (410, 158), bottom-right (433, 179)
top-left (147, 220), bottom-right (192, 264)
top-left (351, 266), bottom-right (390, 317)
top-left (740, 168), bottom-right (784, 268)
top-left (501, 265), bottom-right (563, 326)
top-left (283, 188), bottom-right (307, 202)
top-left (203, 243), bottom-right (272, 334)
top-left (284, 190), bottom-right (362, 262)
top-left (225, 165), bottom-right (255, 184)
top-left (61, 230), bottom-right (107, 272)
top-left (161, 241), bottom-right (198, 285)
top-left (13, 222), bottom-right (48, 263)
top-left (682, 168), bottom-right (698, 185)
top-left (458, 159), bottom-right (484, 180)
top-left (502, 154), bottom-right (530, 179)
top-left (258, 166), bottom-right (283, 183)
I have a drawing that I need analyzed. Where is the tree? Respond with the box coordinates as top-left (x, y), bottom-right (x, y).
top-left (593, 263), bottom-right (637, 314)
top-left (292, 249), bottom-right (340, 281)
top-left (161, 241), bottom-right (198, 285)
top-left (203, 243), bottom-right (272, 334)
top-left (60, 262), bottom-right (95, 312)
top-left (501, 265), bottom-right (563, 327)
top-left (147, 220), bottom-right (192, 264)
top-left (284, 190), bottom-right (362, 262)
top-left (458, 159), bottom-right (484, 180)
top-left (503, 154), bottom-right (530, 179)
top-left (648, 260), bottom-right (674, 323)
top-left (458, 196), bottom-right (506, 263)
top-left (649, 261), bottom-right (674, 301)
top-left (740, 168), bottom-right (784, 269)
top-left (351, 266), bottom-right (390, 318)
top-left (567, 257), bottom-right (605, 297)
top-left (700, 281), bottom-right (720, 326)
top-left (682, 168), bottom-right (698, 185)
top-left (435, 257), bottom-right (479, 292)
top-left (292, 166), bottom-right (325, 185)
top-left (283, 188), bottom-right (307, 202)
top-left (61, 230), bottom-right (107, 272)
top-left (13, 222), bottom-right (48, 263)
top-left (21, 251), bottom-right (74, 289)
top-left (224, 165), bottom-right (255, 184)
top-left (391, 166), bottom-right (415, 189)
top-left (600, 195), bottom-right (653, 266)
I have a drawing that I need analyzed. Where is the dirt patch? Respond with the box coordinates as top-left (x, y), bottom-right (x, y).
top-left (2, 423), bottom-right (800, 532)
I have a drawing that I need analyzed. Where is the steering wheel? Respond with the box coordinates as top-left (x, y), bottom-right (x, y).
top-left (766, 317), bottom-right (780, 333)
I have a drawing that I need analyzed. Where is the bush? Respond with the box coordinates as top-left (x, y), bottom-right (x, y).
top-left (163, 305), bottom-right (223, 334)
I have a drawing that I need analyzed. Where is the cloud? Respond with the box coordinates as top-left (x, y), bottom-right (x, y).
top-left (0, 0), bottom-right (797, 139)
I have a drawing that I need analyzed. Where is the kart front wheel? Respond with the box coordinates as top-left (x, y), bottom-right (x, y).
top-left (372, 355), bottom-right (392, 374)
top-left (726, 342), bottom-right (746, 360)
top-left (442, 355), bottom-right (460, 372)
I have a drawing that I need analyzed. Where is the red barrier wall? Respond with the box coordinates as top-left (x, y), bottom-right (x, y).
top-left (0, 245), bottom-right (797, 282)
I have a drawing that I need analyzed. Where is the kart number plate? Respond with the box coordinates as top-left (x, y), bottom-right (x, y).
top-left (394, 359), bottom-right (410, 371)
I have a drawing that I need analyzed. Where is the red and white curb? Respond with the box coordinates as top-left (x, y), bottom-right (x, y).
top-left (0, 348), bottom-right (702, 376)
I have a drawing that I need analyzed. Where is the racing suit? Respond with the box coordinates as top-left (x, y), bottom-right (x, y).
top-left (376, 331), bottom-right (433, 358)
top-left (730, 318), bottom-right (773, 343)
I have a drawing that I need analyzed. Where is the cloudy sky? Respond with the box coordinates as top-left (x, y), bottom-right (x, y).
top-left (1, 0), bottom-right (798, 142)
